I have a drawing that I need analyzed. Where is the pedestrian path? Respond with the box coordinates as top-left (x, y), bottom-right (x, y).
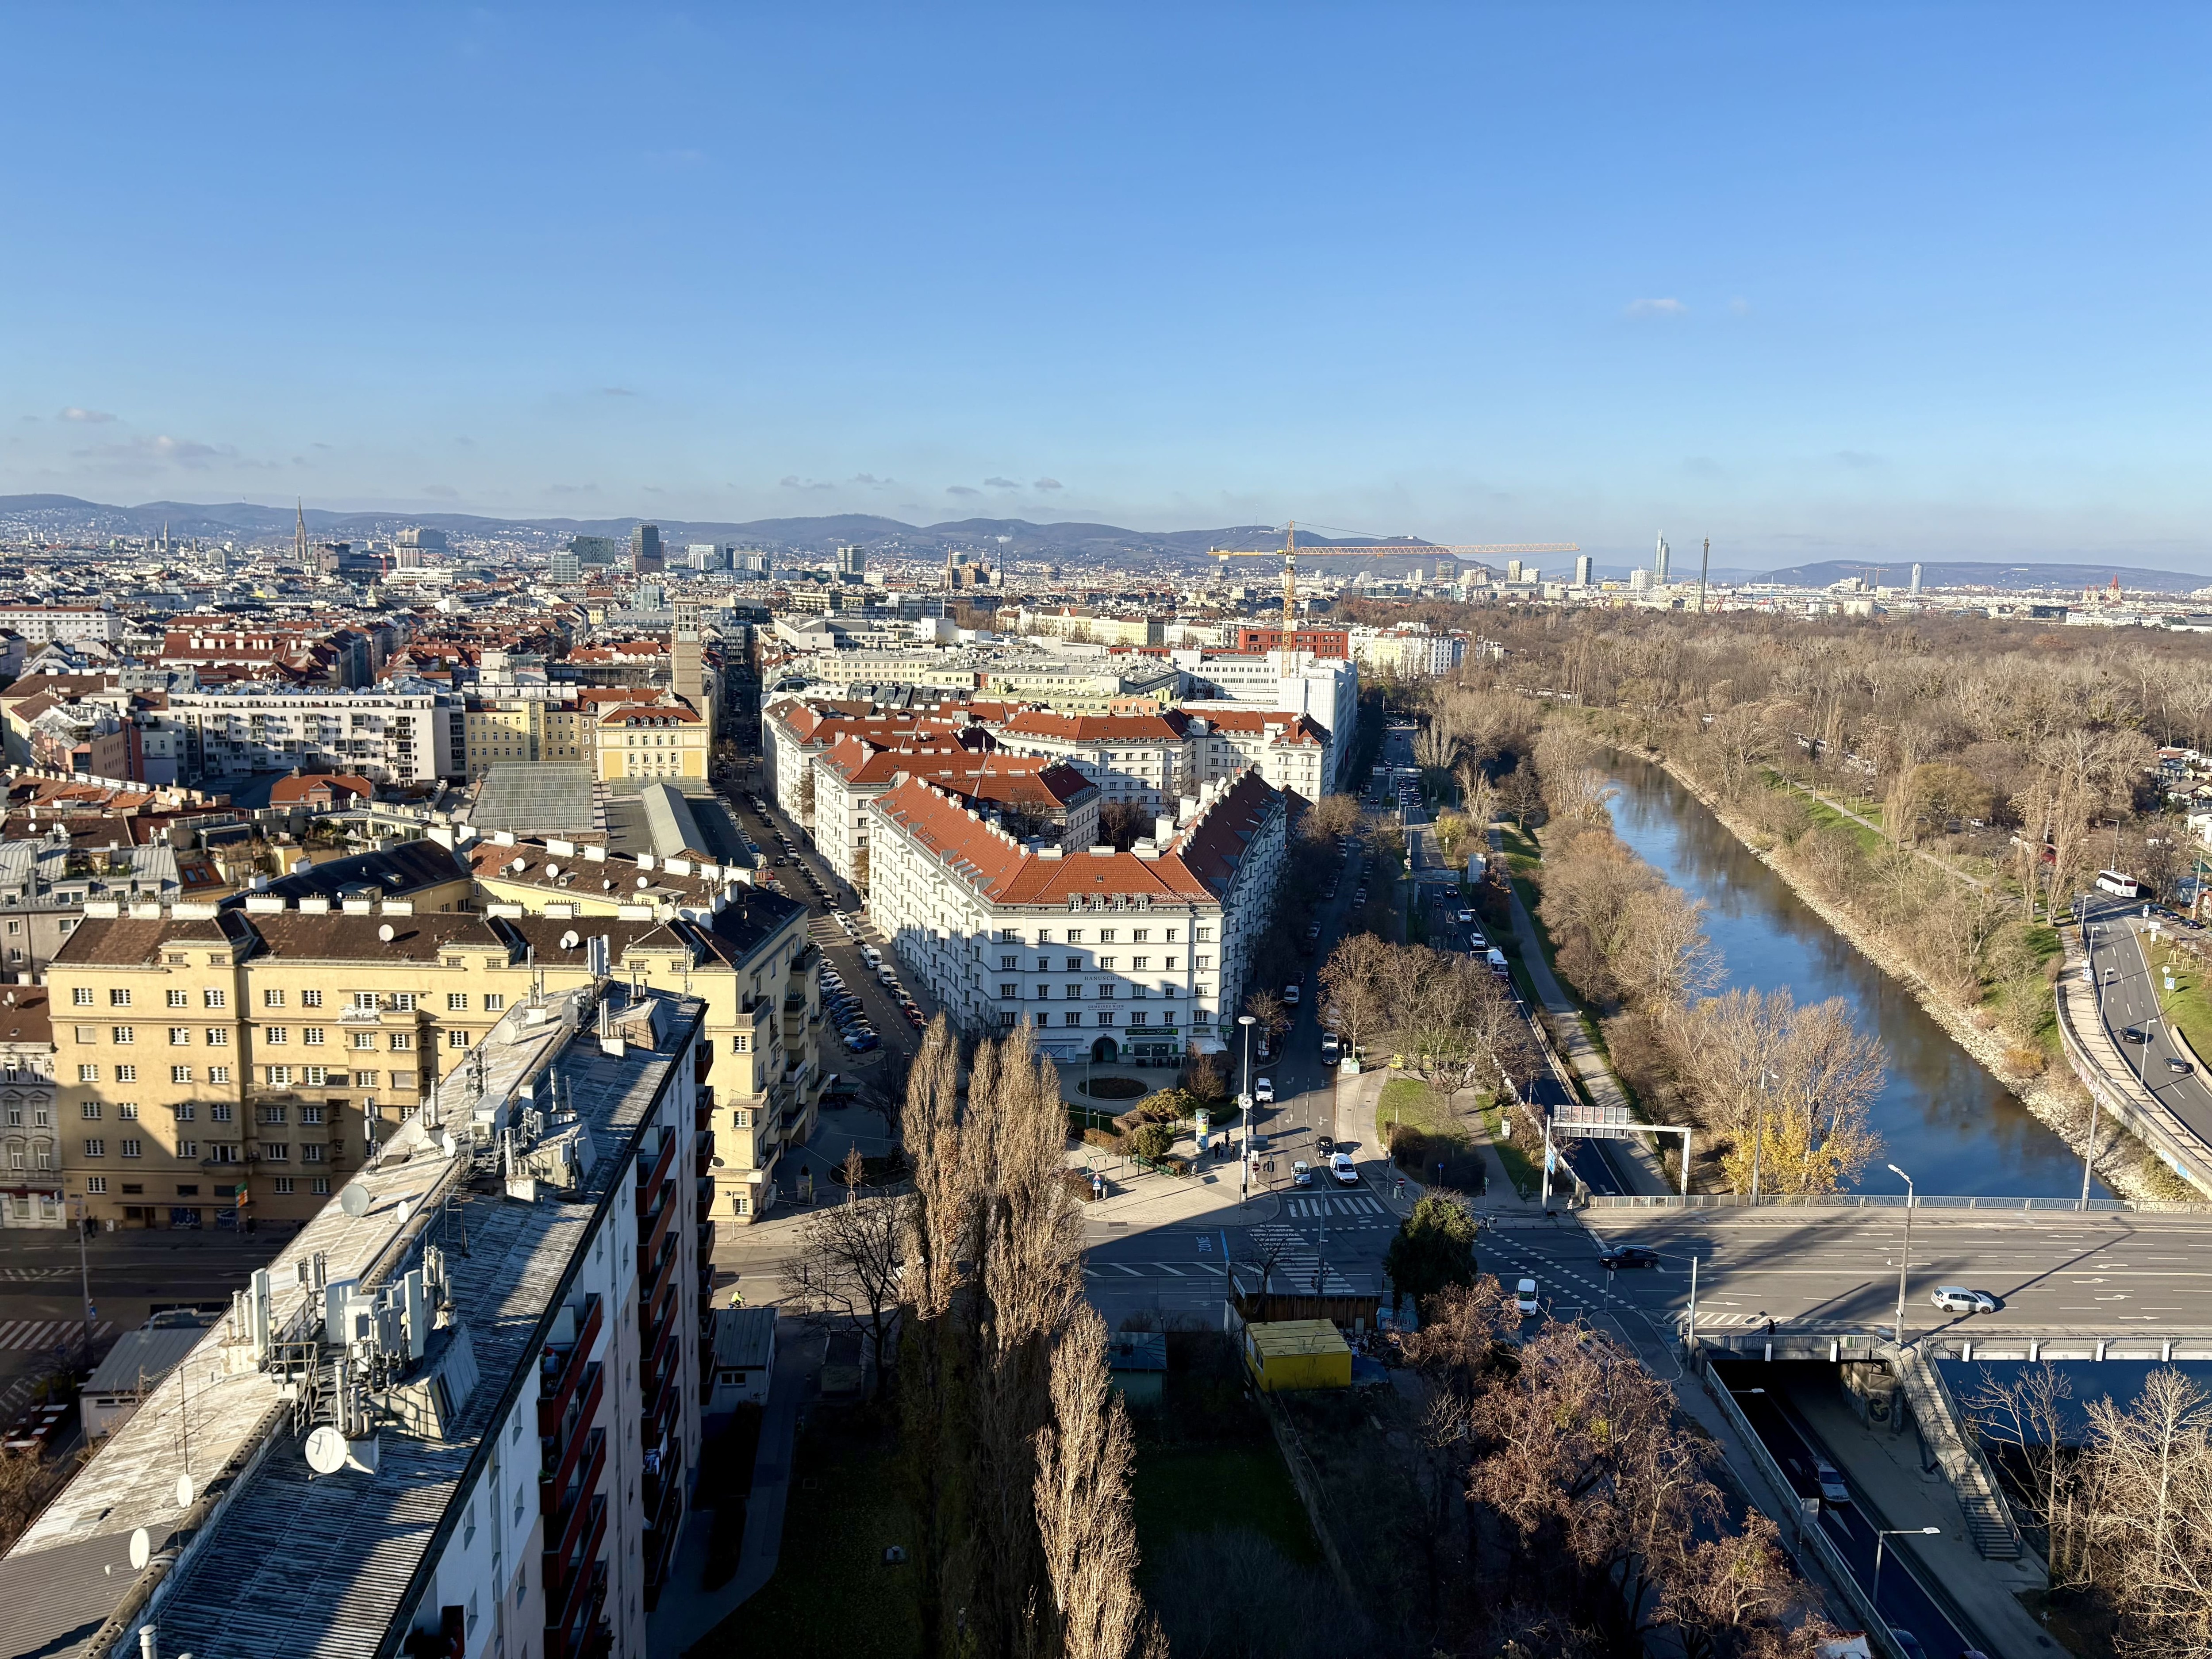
top-left (0, 1318), bottom-right (112, 1352)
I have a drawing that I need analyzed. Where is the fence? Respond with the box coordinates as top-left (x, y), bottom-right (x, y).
top-left (1586, 1191), bottom-right (2154, 1213)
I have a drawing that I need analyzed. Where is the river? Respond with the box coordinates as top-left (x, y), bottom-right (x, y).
top-left (1604, 755), bottom-right (2099, 1198)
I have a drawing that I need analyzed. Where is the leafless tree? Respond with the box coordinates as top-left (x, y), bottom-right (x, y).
top-left (781, 1146), bottom-right (908, 1400)
top-left (1033, 1305), bottom-right (1153, 1659)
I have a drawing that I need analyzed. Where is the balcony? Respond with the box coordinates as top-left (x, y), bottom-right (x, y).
top-left (536, 1293), bottom-right (603, 1440)
top-left (541, 1507), bottom-right (609, 1659)
top-left (694, 1129), bottom-right (714, 1179)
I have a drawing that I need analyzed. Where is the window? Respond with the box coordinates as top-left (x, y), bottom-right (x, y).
top-left (265, 1066), bottom-right (291, 1086)
top-left (391, 1033), bottom-right (413, 1052)
top-left (1097, 1012), bottom-right (1116, 1026)
top-left (1164, 954), bottom-right (1179, 970)
top-left (176, 1182), bottom-right (199, 1195)
top-left (1194, 927), bottom-right (1212, 941)
top-left (205, 1027), bottom-right (227, 1047)
top-left (1000, 983), bottom-right (1018, 999)
top-left (81, 1102), bottom-right (101, 1120)
top-left (263, 1027), bottom-right (288, 1045)
top-left (263, 989), bottom-right (284, 1008)
top-left (71, 987), bottom-right (92, 1007)
top-left (484, 995), bottom-right (504, 1012)
top-left (169, 1027), bottom-right (192, 1045)
top-left (109, 988), bottom-right (131, 1008)
top-left (273, 1176), bottom-right (295, 1194)
top-left (1064, 957), bottom-right (1082, 972)
top-left (209, 1068), bottom-right (231, 1088)
top-left (1066, 929), bottom-right (1083, 943)
top-left (119, 1103), bottom-right (137, 1120)
top-left (173, 1102), bottom-right (196, 1120)
top-left (352, 992), bottom-right (377, 1011)
top-left (257, 1104), bottom-right (287, 1125)
top-left (77, 1064), bottom-right (98, 1083)
top-left (85, 1175), bottom-right (105, 1194)
top-left (392, 993), bottom-right (416, 1012)
top-left (446, 1030), bottom-right (469, 1049)
top-left (353, 1031), bottom-right (376, 1050)
top-left (204, 988), bottom-right (226, 1009)
top-left (311, 1177), bottom-right (330, 1195)
top-left (262, 1143), bottom-right (289, 1161)
top-left (209, 1144), bottom-right (238, 1163)
top-left (731, 1034), bottom-right (749, 1053)
top-left (302, 989), bottom-right (323, 1008)
top-left (1132, 957), bottom-right (1149, 972)
top-left (303, 1027), bottom-right (324, 1046)
top-left (303, 1067), bottom-right (328, 1087)
top-left (1100, 957), bottom-right (1117, 972)
top-left (1195, 955), bottom-right (1212, 969)
top-left (167, 989), bottom-right (188, 1008)
top-left (121, 1139), bottom-right (141, 1158)
top-left (115, 1065), bottom-right (135, 1083)
top-left (83, 1138), bottom-right (104, 1156)
top-left (301, 1105), bottom-right (323, 1125)
top-left (1037, 929), bottom-right (1053, 945)
top-left (111, 1027), bottom-right (134, 1045)
top-left (302, 1143), bottom-right (324, 1163)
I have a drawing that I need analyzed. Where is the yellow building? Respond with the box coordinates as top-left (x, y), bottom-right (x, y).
top-left (51, 863), bottom-right (820, 1230)
top-left (463, 692), bottom-right (594, 779)
top-left (598, 701), bottom-right (709, 783)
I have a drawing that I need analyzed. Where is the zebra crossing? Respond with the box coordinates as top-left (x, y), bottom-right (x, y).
top-left (0, 1318), bottom-right (113, 1352)
top-left (0, 1267), bottom-right (75, 1283)
top-left (1282, 1194), bottom-right (1390, 1224)
top-left (1242, 1223), bottom-right (1363, 1296)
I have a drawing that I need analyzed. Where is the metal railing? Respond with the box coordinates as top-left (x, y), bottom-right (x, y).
top-left (1587, 1191), bottom-right (2147, 1212)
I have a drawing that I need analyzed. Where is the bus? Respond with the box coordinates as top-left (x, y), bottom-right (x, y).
top-left (2095, 870), bottom-right (2144, 899)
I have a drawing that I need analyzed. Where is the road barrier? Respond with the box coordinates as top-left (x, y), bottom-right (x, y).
top-left (1586, 1191), bottom-right (2157, 1212)
top-left (2055, 925), bottom-right (2212, 1201)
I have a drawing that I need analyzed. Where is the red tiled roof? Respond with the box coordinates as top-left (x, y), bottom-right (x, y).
top-left (995, 710), bottom-right (1191, 742)
top-left (1178, 707), bottom-right (1327, 745)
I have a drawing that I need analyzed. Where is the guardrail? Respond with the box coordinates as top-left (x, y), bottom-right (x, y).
top-left (2055, 926), bottom-right (2212, 1200)
top-left (1696, 1357), bottom-right (1912, 1659)
top-left (1587, 1191), bottom-right (2148, 1212)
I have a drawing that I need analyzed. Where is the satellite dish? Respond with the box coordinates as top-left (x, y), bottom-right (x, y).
top-left (338, 1183), bottom-right (371, 1218)
top-left (378, 924), bottom-right (395, 943)
top-left (545, 864), bottom-right (561, 879)
top-left (602, 879), bottom-right (614, 891)
top-left (396, 1199), bottom-right (413, 1225)
top-left (128, 1527), bottom-right (151, 1570)
top-left (304, 1425), bottom-right (349, 1475)
top-left (636, 876), bottom-right (650, 889)
top-left (560, 930), bottom-right (580, 950)
top-left (440, 1132), bottom-right (458, 1159)
top-left (176, 1472), bottom-right (195, 1507)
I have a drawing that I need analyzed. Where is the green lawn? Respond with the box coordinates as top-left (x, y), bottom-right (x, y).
top-left (697, 1409), bottom-right (920, 1659)
top-left (2153, 941), bottom-right (2212, 1066)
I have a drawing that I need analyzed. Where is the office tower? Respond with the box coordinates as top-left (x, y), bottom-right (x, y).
top-left (1505, 559), bottom-right (1524, 584)
top-left (395, 526), bottom-right (449, 553)
top-left (1574, 553), bottom-right (1594, 587)
top-left (570, 534), bottom-right (621, 565)
top-left (632, 522), bottom-right (664, 574)
top-left (1630, 568), bottom-right (1651, 592)
top-left (549, 549), bottom-right (581, 583)
top-left (687, 542), bottom-right (727, 572)
top-left (835, 543), bottom-right (867, 582)
top-left (1654, 532), bottom-right (1671, 584)
top-left (1910, 562), bottom-right (1924, 594)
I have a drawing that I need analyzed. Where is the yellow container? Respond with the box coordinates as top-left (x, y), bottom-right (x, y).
top-left (1242, 1319), bottom-right (1352, 1392)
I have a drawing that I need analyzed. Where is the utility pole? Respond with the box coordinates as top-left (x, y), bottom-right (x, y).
top-left (1697, 538), bottom-right (1710, 614)
top-left (74, 1197), bottom-right (95, 1364)
top-left (1889, 1163), bottom-right (1915, 1347)
top-left (1237, 1014), bottom-right (1256, 1206)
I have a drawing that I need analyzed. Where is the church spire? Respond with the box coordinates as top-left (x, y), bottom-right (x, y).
top-left (295, 498), bottom-right (307, 563)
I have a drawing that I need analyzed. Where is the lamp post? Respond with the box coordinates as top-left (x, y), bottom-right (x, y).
top-left (1889, 1162), bottom-right (1915, 1348)
top-left (1750, 1068), bottom-right (1777, 1204)
top-left (1872, 1526), bottom-right (1942, 1605)
top-left (1237, 1014), bottom-right (1257, 1204)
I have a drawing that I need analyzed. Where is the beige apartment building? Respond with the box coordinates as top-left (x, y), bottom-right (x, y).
top-left (597, 700), bottom-right (710, 782)
top-left (50, 857), bottom-right (820, 1231)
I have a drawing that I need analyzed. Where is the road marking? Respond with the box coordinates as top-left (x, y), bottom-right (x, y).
top-left (0, 1318), bottom-right (113, 1352)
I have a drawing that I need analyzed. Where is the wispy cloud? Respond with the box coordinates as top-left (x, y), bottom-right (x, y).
top-left (1834, 449), bottom-right (1882, 469)
top-left (422, 484), bottom-right (461, 499)
top-left (850, 473), bottom-right (898, 488)
top-left (58, 407), bottom-right (115, 423)
top-left (1033, 476), bottom-right (1063, 491)
top-left (780, 475), bottom-right (835, 491)
top-left (546, 483), bottom-right (599, 496)
top-left (1624, 297), bottom-right (1687, 319)
top-left (983, 476), bottom-right (1019, 489)
top-left (946, 484), bottom-right (981, 497)
top-left (74, 434), bottom-right (236, 469)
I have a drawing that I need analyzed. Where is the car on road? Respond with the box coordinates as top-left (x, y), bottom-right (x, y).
top-left (1254, 1076), bottom-right (1275, 1104)
top-left (1352, 887), bottom-right (1368, 905)
top-left (1292, 1160), bottom-right (1313, 1187)
top-left (2105, 968), bottom-right (2119, 982)
top-left (1316, 1134), bottom-right (1335, 1156)
top-left (1456, 908), bottom-right (1475, 924)
top-left (1321, 1034), bottom-right (1340, 1064)
top-left (1930, 1285), bottom-right (1998, 1314)
top-left (2170, 1056), bottom-right (2194, 1075)
top-left (877, 964), bottom-right (899, 986)
top-left (1515, 1278), bottom-right (1539, 1316)
top-left (861, 945), bottom-right (882, 967)
top-left (2124, 1025), bottom-right (2148, 1042)
top-left (1815, 1461), bottom-right (1850, 1505)
top-left (1283, 984), bottom-right (1300, 1005)
top-left (1329, 1151), bottom-right (1358, 1186)
top-left (1598, 1245), bottom-right (1660, 1271)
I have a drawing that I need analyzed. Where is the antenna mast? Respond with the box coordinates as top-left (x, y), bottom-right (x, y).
top-left (1698, 538), bottom-right (1711, 614)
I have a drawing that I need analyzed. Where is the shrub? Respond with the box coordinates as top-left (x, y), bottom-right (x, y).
top-left (1061, 1168), bottom-right (1101, 1202)
top-left (1081, 1127), bottom-right (1125, 1153)
top-left (1389, 1123), bottom-right (1432, 1170)
top-left (1134, 1087), bottom-right (1194, 1123)
top-left (1130, 1122), bottom-right (1177, 1162)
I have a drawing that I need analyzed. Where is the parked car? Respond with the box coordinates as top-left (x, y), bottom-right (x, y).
top-left (1515, 1278), bottom-right (1540, 1316)
top-left (1283, 984), bottom-right (1301, 1006)
top-left (1254, 1077), bottom-right (1275, 1104)
top-left (1930, 1285), bottom-right (1998, 1314)
top-left (1329, 1152), bottom-right (1358, 1187)
top-left (1321, 1034), bottom-right (1340, 1064)
top-left (1292, 1161), bottom-right (1313, 1187)
top-left (861, 945), bottom-right (882, 967)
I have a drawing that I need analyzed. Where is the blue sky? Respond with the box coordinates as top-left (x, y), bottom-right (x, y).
top-left (4, 5), bottom-right (2209, 568)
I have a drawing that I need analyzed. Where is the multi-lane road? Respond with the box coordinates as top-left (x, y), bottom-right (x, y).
top-left (2083, 894), bottom-right (2212, 1151)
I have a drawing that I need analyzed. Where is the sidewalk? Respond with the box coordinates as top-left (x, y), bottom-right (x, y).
top-left (649, 1317), bottom-right (821, 1657)
top-left (1499, 872), bottom-right (1673, 1198)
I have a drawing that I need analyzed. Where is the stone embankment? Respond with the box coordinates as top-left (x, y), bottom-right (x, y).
top-left (1637, 746), bottom-right (2157, 1203)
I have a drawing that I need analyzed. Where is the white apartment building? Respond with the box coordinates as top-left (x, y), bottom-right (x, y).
top-left (0, 985), bottom-right (710, 1659)
top-left (866, 767), bottom-right (1286, 1061)
top-left (1348, 626), bottom-right (1465, 679)
top-left (988, 710), bottom-right (1196, 816)
top-left (164, 682), bottom-right (465, 784)
top-left (0, 605), bottom-right (125, 644)
top-left (811, 734), bottom-right (1098, 891)
top-left (1171, 651), bottom-right (1359, 792)
top-left (1179, 707), bottom-right (1330, 801)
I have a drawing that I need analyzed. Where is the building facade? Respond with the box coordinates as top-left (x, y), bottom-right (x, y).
top-left (165, 685), bottom-right (464, 784)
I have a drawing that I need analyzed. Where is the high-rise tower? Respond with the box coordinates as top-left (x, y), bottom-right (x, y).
top-left (1654, 532), bottom-right (1671, 584)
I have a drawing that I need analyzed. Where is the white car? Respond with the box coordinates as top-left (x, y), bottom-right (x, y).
top-left (1515, 1278), bottom-right (1539, 1316)
top-left (1283, 984), bottom-right (1301, 1006)
top-left (1329, 1152), bottom-right (1358, 1187)
top-left (861, 945), bottom-right (883, 967)
top-left (1291, 1160), bottom-right (1313, 1187)
top-left (1254, 1077), bottom-right (1275, 1104)
top-left (1930, 1286), bottom-right (1997, 1315)
top-left (1456, 909), bottom-right (1475, 924)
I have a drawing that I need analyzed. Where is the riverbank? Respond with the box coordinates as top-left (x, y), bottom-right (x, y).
top-left (1633, 743), bottom-right (2158, 1203)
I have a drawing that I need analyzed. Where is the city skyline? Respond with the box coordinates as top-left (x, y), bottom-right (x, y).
top-left (5, 8), bottom-right (2210, 566)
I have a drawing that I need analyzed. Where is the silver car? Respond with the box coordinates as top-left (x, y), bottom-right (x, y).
top-left (1930, 1285), bottom-right (1997, 1314)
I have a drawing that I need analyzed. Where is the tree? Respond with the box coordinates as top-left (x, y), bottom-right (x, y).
top-left (1098, 800), bottom-right (1151, 850)
top-left (1319, 933), bottom-right (1393, 1057)
top-left (1383, 1193), bottom-right (1480, 1312)
top-left (780, 1146), bottom-right (908, 1400)
top-left (1301, 792), bottom-right (1364, 843)
top-left (1033, 1305), bottom-right (1153, 1659)
top-left (1181, 1049), bottom-right (1227, 1106)
top-left (1897, 761), bottom-right (1995, 841)
top-left (1244, 988), bottom-right (1290, 1046)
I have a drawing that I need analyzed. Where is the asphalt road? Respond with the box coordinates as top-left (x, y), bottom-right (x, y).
top-left (1517, 1207), bottom-right (2212, 1340)
top-left (2082, 894), bottom-right (2212, 1150)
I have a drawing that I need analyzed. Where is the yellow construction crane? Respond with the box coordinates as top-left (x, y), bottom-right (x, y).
top-left (1209, 521), bottom-right (1580, 640)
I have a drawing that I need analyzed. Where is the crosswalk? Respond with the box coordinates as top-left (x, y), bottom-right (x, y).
top-left (0, 1318), bottom-right (113, 1352)
top-left (1242, 1223), bottom-right (1363, 1296)
top-left (0, 1267), bottom-right (75, 1283)
top-left (1283, 1194), bottom-right (1389, 1222)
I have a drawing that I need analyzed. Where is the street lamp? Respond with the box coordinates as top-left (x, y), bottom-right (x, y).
top-left (1872, 1526), bottom-right (1942, 1604)
top-left (1750, 1068), bottom-right (1777, 1204)
top-left (1888, 1162), bottom-right (1915, 1348)
top-left (1238, 1014), bottom-right (1257, 1204)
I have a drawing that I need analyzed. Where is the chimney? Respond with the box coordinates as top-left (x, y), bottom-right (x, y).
top-left (1154, 814), bottom-right (1175, 845)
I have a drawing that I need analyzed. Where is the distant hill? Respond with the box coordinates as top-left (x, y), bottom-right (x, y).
top-left (1757, 558), bottom-right (2212, 594)
top-left (0, 496), bottom-right (1453, 565)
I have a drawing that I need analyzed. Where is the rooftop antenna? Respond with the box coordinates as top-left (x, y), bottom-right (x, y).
top-left (1698, 538), bottom-right (1710, 614)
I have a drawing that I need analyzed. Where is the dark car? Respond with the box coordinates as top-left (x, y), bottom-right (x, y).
top-left (1316, 1135), bottom-right (1335, 1156)
top-left (1599, 1245), bottom-right (1661, 1271)
top-left (2124, 1025), bottom-right (2149, 1043)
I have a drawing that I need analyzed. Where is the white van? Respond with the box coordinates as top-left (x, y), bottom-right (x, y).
top-left (1515, 1278), bottom-right (1539, 1316)
top-left (860, 945), bottom-right (882, 968)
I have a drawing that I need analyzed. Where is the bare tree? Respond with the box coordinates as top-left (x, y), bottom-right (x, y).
top-left (781, 1145), bottom-right (908, 1400)
top-left (1318, 933), bottom-right (1393, 1057)
top-left (1244, 988), bottom-right (1290, 1047)
top-left (1033, 1305), bottom-right (1152, 1659)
